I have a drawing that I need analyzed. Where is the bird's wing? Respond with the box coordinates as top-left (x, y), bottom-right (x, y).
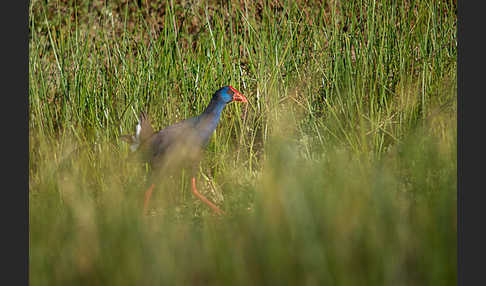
top-left (148, 117), bottom-right (201, 162)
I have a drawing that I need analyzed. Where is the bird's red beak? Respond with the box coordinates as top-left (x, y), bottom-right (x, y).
top-left (229, 86), bottom-right (248, 103)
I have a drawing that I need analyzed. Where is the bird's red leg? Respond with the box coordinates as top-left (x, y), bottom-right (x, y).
top-left (191, 177), bottom-right (225, 215)
top-left (143, 183), bottom-right (155, 215)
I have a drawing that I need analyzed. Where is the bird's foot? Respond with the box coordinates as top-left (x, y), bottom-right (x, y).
top-left (143, 183), bottom-right (155, 216)
top-left (191, 177), bottom-right (225, 215)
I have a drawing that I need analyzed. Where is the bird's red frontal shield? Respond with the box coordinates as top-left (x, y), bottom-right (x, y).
top-left (229, 86), bottom-right (248, 102)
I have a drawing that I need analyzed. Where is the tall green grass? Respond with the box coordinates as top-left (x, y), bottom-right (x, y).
top-left (29, 0), bottom-right (456, 285)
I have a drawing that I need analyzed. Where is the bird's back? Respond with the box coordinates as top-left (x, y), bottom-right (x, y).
top-left (139, 116), bottom-right (206, 174)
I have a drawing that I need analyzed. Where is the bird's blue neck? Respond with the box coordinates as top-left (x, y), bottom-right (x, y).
top-left (196, 98), bottom-right (228, 143)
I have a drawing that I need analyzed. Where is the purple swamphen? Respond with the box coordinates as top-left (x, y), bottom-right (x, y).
top-left (121, 86), bottom-right (247, 215)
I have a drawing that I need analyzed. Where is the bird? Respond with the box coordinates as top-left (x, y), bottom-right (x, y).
top-left (121, 86), bottom-right (248, 215)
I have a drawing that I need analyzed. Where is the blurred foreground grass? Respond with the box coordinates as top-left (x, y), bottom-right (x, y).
top-left (29, 124), bottom-right (456, 285)
top-left (29, 0), bottom-right (456, 285)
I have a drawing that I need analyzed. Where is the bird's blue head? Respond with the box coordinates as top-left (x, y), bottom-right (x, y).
top-left (213, 86), bottom-right (248, 104)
